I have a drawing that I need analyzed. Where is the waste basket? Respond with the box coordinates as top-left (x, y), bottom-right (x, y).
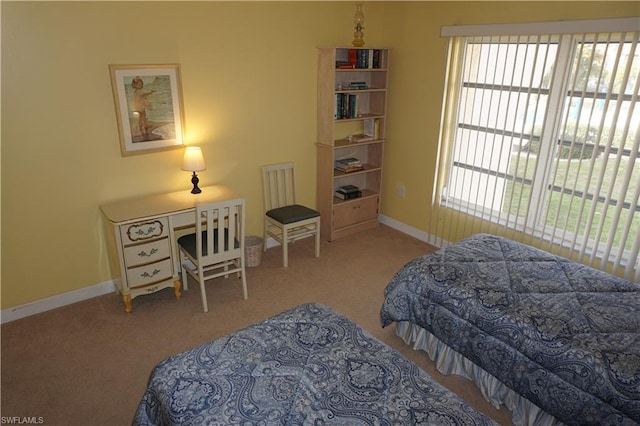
top-left (245, 236), bottom-right (263, 267)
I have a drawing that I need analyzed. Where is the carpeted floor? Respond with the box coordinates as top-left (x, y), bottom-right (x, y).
top-left (1, 225), bottom-right (514, 425)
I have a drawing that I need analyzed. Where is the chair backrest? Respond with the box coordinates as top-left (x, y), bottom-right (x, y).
top-left (261, 162), bottom-right (298, 211)
top-left (195, 198), bottom-right (245, 264)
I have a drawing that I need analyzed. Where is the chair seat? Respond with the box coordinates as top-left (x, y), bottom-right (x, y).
top-left (266, 204), bottom-right (320, 224)
top-left (178, 229), bottom-right (239, 258)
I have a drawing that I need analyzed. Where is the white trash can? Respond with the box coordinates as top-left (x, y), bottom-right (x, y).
top-left (245, 236), bottom-right (264, 267)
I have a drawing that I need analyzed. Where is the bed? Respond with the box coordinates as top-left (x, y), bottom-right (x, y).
top-left (380, 233), bottom-right (640, 426)
top-left (134, 303), bottom-right (497, 425)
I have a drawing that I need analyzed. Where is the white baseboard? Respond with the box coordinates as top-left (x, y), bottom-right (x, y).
top-left (379, 214), bottom-right (449, 248)
top-left (379, 214), bottom-right (430, 243)
top-left (1, 219), bottom-right (439, 324)
top-left (1, 280), bottom-right (117, 324)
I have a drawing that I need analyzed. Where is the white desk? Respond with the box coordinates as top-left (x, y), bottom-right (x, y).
top-left (100, 185), bottom-right (241, 312)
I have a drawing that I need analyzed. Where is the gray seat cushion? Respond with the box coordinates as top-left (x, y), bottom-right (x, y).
top-left (266, 204), bottom-right (320, 225)
top-left (178, 229), bottom-right (239, 258)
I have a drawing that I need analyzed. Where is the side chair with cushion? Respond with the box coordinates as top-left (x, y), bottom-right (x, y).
top-left (261, 162), bottom-right (320, 268)
top-left (177, 198), bottom-right (248, 312)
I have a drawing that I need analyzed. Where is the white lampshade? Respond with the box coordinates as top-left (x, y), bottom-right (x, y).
top-left (182, 146), bottom-right (206, 172)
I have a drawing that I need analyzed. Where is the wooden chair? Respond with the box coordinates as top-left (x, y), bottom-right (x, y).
top-left (261, 162), bottom-right (320, 267)
top-left (177, 198), bottom-right (248, 312)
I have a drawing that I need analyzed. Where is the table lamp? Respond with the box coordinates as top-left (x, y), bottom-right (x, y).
top-left (182, 146), bottom-right (206, 194)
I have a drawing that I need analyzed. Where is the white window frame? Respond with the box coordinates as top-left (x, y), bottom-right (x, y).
top-left (434, 17), bottom-right (640, 279)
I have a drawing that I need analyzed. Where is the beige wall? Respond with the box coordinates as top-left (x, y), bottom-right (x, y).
top-left (2, 1), bottom-right (637, 310)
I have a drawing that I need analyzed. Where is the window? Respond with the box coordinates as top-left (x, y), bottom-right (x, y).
top-left (433, 18), bottom-right (639, 280)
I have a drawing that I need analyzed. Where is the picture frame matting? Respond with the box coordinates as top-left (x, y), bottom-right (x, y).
top-left (109, 64), bottom-right (185, 156)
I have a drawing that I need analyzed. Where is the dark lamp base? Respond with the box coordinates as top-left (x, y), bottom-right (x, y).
top-left (190, 172), bottom-right (202, 194)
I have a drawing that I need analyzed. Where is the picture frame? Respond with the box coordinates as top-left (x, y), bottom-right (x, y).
top-left (109, 64), bottom-right (185, 156)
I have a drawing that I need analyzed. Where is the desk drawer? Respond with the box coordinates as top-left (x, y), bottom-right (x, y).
top-left (120, 218), bottom-right (169, 245)
top-left (127, 258), bottom-right (173, 288)
top-left (123, 237), bottom-right (171, 267)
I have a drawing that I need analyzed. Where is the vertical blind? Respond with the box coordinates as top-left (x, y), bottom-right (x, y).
top-left (430, 18), bottom-right (640, 282)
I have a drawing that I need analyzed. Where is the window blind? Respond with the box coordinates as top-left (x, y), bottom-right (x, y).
top-left (430, 18), bottom-right (640, 282)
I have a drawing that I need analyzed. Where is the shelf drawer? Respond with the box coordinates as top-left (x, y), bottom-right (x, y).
top-left (123, 237), bottom-right (171, 268)
top-left (120, 217), bottom-right (169, 245)
top-left (126, 258), bottom-right (173, 288)
top-left (333, 196), bottom-right (378, 229)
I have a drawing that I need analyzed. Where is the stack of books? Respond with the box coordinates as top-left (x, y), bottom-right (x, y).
top-left (335, 184), bottom-right (362, 200)
top-left (335, 157), bottom-right (363, 173)
top-left (344, 81), bottom-right (368, 90)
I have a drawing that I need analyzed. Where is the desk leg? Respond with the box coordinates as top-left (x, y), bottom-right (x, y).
top-left (123, 294), bottom-right (132, 313)
top-left (174, 280), bottom-right (182, 299)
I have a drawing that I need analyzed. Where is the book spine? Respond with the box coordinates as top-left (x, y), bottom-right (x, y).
top-left (348, 49), bottom-right (357, 67)
top-left (349, 94), bottom-right (357, 118)
top-left (342, 94), bottom-right (349, 119)
top-left (335, 190), bottom-right (362, 200)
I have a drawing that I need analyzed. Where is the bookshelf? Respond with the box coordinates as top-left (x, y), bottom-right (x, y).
top-left (316, 46), bottom-right (389, 241)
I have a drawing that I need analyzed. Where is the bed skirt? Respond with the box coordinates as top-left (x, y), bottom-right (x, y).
top-left (395, 321), bottom-right (564, 426)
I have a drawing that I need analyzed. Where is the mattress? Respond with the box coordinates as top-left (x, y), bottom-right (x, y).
top-left (380, 234), bottom-right (640, 425)
top-left (134, 302), bottom-right (497, 425)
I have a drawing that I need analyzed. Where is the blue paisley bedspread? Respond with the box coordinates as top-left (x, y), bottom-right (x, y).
top-left (133, 303), bottom-right (497, 425)
top-left (380, 233), bottom-right (640, 425)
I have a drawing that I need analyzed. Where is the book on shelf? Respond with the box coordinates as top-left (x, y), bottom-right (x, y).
top-left (335, 164), bottom-right (364, 173)
top-left (336, 61), bottom-right (356, 69)
top-left (347, 134), bottom-right (375, 143)
top-left (335, 157), bottom-right (363, 173)
top-left (372, 49), bottom-right (381, 68)
top-left (338, 184), bottom-right (361, 192)
top-left (353, 49), bottom-right (370, 69)
top-left (348, 49), bottom-right (358, 67)
top-left (338, 81), bottom-right (368, 90)
top-left (335, 49), bottom-right (384, 69)
top-left (336, 157), bottom-right (360, 165)
top-left (335, 93), bottom-right (361, 119)
top-left (335, 184), bottom-right (362, 200)
top-left (335, 190), bottom-right (362, 200)
top-left (364, 118), bottom-right (380, 139)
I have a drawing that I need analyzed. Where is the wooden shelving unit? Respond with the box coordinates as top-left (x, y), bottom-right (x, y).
top-left (316, 46), bottom-right (390, 241)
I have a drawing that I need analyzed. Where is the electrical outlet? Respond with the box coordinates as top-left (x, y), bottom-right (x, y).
top-left (398, 185), bottom-right (406, 198)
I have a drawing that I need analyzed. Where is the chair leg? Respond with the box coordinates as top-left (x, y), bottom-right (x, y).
top-left (282, 228), bottom-right (289, 268)
top-left (263, 220), bottom-right (268, 252)
top-left (240, 258), bottom-right (248, 300)
top-left (179, 250), bottom-right (189, 291)
top-left (198, 268), bottom-right (208, 313)
top-left (315, 224), bottom-right (320, 258)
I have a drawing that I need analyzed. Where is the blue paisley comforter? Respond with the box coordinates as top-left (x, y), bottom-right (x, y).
top-left (134, 303), bottom-right (496, 425)
top-left (380, 234), bottom-right (640, 425)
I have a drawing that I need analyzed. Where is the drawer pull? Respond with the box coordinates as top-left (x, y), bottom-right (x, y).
top-left (141, 269), bottom-right (161, 279)
top-left (137, 248), bottom-right (159, 258)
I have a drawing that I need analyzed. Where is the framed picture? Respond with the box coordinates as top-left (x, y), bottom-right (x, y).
top-left (109, 64), bottom-right (185, 156)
